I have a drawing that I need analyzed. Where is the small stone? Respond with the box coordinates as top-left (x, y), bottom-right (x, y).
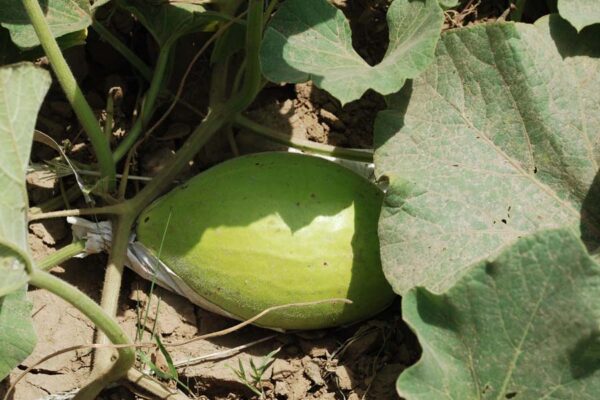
top-left (335, 365), bottom-right (355, 391)
top-left (29, 220), bottom-right (67, 246)
top-left (272, 358), bottom-right (296, 380)
top-left (303, 360), bottom-right (325, 386)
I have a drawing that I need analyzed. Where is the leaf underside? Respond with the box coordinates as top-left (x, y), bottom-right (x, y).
top-left (0, 290), bottom-right (36, 380)
top-left (0, 63), bottom-right (50, 380)
top-left (374, 16), bottom-right (600, 295)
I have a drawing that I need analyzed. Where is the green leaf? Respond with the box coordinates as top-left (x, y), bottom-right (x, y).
top-left (398, 228), bottom-right (600, 399)
top-left (117, 0), bottom-right (220, 47)
top-left (0, 289), bottom-right (37, 380)
top-left (0, 62), bottom-right (49, 380)
top-left (0, 0), bottom-right (91, 49)
top-left (259, 0), bottom-right (443, 105)
top-left (0, 63), bottom-right (51, 296)
top-left (558, 0), bottom-right (600, 31)
top-left (438, 0), bottom-right (460, 9)
top-left (374, 16), bottom-right (600, 294)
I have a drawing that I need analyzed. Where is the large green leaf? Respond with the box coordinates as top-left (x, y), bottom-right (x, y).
top-left (558, 0), bottom-right (600, 31)
top-left (0, 290), bottom-right (36, 380)
top-left (398, 228), bottom-right (600, 399)
top-left (260, 0), bottom-right (443, 105)
top-left (0, 0), bottom-right (91, 49)
top-left (374, 16), bottom-right (600, 294)
top-left (117, 0), bottom-right (220, 47)
top-left (0, 63), bottom-right (51, 296)
top-left (0, 63), bottom-right (49, 380)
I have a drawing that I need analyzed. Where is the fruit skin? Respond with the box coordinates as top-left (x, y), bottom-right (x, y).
top-left (136, 152), bottom-right (395, 330)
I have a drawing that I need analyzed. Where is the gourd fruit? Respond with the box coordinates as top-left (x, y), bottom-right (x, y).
top-left (136, 152), bottom-right (395, 330)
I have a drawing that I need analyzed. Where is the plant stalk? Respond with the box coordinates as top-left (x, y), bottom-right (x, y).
top-left (234, 114), bottom-right (374, 162)
top-left (511, 0), bottom-right (527, 21)
top-left (113, 45), bottom-right (173, 162)
top-left (28, 269), bottom-right (134, 400)
top-left (128, 0), bottom-right (264, 212)
top-left (85, 1), bottom-right (265, 394)
top-left (36, 240), bottom-right (86, 271)
top-left (94, 213), bottom-right (136, 369)
top-left (91, 20), bottom-right (153, 80)
top-left (22, 0), bottom-right (116, 191)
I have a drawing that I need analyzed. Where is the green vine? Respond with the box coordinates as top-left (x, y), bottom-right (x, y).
top-left (22, 0), bottom-right (116, 191)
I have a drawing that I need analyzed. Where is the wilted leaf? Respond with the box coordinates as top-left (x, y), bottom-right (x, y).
top-left (260, 0), bottom-right (443, 105)
top-left (0, 0), bottom-right (91, 48)
top-left (558, 0), bottom-right (600, 31)
top-left (0, 289), bottom-right (36, 380)
top-left (374, 16), bottom-right (600, 294)
top-left (398, 229), bottom-right (600, 399)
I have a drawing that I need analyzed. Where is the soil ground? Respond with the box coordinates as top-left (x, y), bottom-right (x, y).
top-left (0, 1), bottom-right (532, 399)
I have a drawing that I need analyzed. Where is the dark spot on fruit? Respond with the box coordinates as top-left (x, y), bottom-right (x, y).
top-left (323, 261), bottom-right (328, 266)
top-left (144, 217), bottom-right (150, 223)
top-left (452, 164), bottom-right (459, 167)
top-left (296, 202), bottom-right (300, 206)
top-left (310, 193), bottom-right (316, 198)
top-left (255, 162), bottom-right (261, 166)
top-left (533, 166), bottom-right (538, 174)
top-left (505, 392), bottom-right (517, 399)
top-left (501, 219), bottom-right (507, 224)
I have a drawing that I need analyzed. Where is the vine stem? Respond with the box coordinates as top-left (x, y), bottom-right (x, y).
top-left (28, 203), bottom-right (125, 221)
top-left (36, 240), bottom-right (86, 271)
top-left (22, 0), bottom-right (116, 191)
top-left (127, 0), bottom-right (264, 213)
top-left (91, 20), bottom-right (153, 80)
top-left (511, 0), bottom-right (527, 21)
top-left (93, 213), bottom-right (136, 371)
top-left (113, 45), bottom-right (173, 162)
top-left (75, 0), bottom-right (265, 395)
top-left (234, 114), bottom-right (374, 162)
top-left (28, 269), bottom-right (135, 400)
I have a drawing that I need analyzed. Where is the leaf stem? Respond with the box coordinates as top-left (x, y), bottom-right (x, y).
top-left (91, 19), bottom-right (153, 80)
top-left (128, 0), bottom-right (265, 212)
top-left (28, 184), bottom-right (82, 215)
top-left (22, 0), bottom-right (116, 191)
top-left (35, 240), bottom-right (86, 271)
top-left (234, 114), bottom-right (374, 162)
top-left (511, 0), bottom-right (527, 21)
top-left (28, 203), bottom-right (124, 221)
top-left (94, 214), bottom-right (135, 369)
top-left (113, 45), bottom-right (172, 162)
top-left (28, 269), bottom-right (134, 400)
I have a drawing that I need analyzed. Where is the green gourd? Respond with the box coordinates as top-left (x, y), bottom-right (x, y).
top-left (136, 152), bottom-right (395, 330)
